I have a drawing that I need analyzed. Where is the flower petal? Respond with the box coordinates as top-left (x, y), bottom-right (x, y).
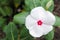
top-left (28, 23), bottom-right (53, 37)
top-left (45, 11), bottom-right (56, 25)
top-left (30, 7), bottom-right (55, 25)
top-left (29, 24), bottom-right (44, 37)
top-left (25, 15), bottom-right (36, 30)
top-left (30, 7), bottom-right (47, 24)
top-left (29, 29), bottom-right (43, 37)
top-left (41, 24), bottom-right (53, 35)
top-left (30, 7), bottom-right (46, 19)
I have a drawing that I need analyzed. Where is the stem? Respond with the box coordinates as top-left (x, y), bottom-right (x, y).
top-left (18, 29), bottom-right (20, 40)
top-left (18, 33), bottom-right (20, 40)
top-left (54, 16), bottom-right (60, 26)
top-left (11, 26), bottom-right (14, 40)
top-left (11, 31), bottom-right (14, 40)
top-left (16, 24), bottom-right (21, 40)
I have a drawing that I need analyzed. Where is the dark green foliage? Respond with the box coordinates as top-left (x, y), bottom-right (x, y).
top-left (0, 0), bottom-right (60, 40)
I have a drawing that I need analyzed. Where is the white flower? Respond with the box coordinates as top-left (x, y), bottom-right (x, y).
top-left (25, 7), bottom-right (56, 37)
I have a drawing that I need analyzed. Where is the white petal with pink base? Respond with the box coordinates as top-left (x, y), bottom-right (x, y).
top-left (25, 7), bottom-right (56, 37)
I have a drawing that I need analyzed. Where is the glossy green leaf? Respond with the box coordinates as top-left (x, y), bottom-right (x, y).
top-left (20, 26), bottom-right (34, 40)
top-left (44, 29), bottom-right (54, 40)
top-left (13, 12), bottom-right (29, 24)
top-left (0, 6), bottom-right (12, 16)
top-left (54, 16), bottom-right (60, 26)
top-left (0, 17), bottom-right (5, 27)
top-left (25, 0), bottom-right (54, 12)
top-left (3, 22), bottom-right (18, 40)
top-left (25, 0), bottom-right (41, 11)
top-left (41, 0), bottom-right (54, 12)
top-left (0, 0), bottom-right (8, 6)
top-left (3, 6), bottom-right (12, 16)
top-left (0, 7), bottom-right (6, 16)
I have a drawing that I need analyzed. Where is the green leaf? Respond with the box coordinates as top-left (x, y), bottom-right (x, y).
top-left (25, 0), bottom-right (41, 11)
top-left (20, 26), bottom-right (34, 40)
top-left (46, 0), bottom-right (53, 9)
top-left (3, 22), bottom-right (18, 40)
top-left (0, 7), bottom-right (6, 16)
top-left (13, 11), bottom-right (29, 24)
top-left (3, 6), bottom-right (12, 16)
top-left (0, 17), bottom-right (5, 27)
top-left (44, 29), bottom-right (54, 40)
top-left (25, 0), bottom-right (54, 12)
top-left (0, 6), bottom-right (12, 16)
top-left (41, 0), bottom-right (54, 12)
top-left (54, 16), bottom-right (60, 26)
top-left (0, 0), bottom-right (8, 6)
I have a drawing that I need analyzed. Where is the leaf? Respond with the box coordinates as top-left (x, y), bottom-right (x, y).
top-left (54, 16), bottom-right (60, 26)
top-left (25, 0), bottom-right (54, 12)
top-left (25, 0), bottom-right (41, 11)
top-left (46, 0), bottom-right (52, 8)
top-left (0, 0), bottom-right (8, 5)
top-left (44, 29), bottom-right (54, 40)
top-left (0, 17), bottom-right (5, 27)
top-left (41, 0), bottom-right (54, 12)
top-left (13, 11), bottom-right (29, 24)
top-left (20, 26), bottom-right (34, 40)
top-left (0, 6), bottom-right (12, 16)
top-left (3, 22), bottom-right (18, 40)
top-left (0, 7), bottom-right (6, 16)
top-left (3, 6), bottom-right (12, 16)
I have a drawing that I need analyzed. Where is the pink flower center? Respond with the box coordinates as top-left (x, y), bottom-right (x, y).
top-left (37, 20), bottom-right (43, 26)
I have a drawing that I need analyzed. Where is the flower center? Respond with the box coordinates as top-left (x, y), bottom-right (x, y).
top-left (37, 20), bottom-right (43, 26)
